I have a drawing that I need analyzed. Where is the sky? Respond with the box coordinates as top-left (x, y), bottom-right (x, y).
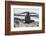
top-left (14, 8), bottom-right (39, 14)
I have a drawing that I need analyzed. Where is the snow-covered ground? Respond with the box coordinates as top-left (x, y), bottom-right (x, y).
top-left (14, 15), bottom-right (39, 27)
top-left (14, 20), bottom-right (39, 27)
